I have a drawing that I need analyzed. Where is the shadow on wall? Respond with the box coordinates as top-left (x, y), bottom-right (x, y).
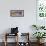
top-left (29, 25), bottom-right (37, 42)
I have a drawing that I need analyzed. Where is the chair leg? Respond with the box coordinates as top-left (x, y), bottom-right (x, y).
top-left (4, 41), bottom-right (7, 46)
top-left (4, 33), bottom-right (7, 46)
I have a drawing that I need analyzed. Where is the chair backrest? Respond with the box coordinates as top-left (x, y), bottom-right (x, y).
top-left (11, 27), bottom-right (18, 34)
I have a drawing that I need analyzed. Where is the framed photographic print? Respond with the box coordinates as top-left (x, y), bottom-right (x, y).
top-left (10, 10), bottom-right (24, 17)
top-left (37, 0), bottom-right (46, 18)
top-left (36, 0), bottom-right (46, 26)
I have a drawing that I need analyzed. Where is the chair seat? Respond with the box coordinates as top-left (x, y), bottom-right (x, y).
top-left (6, 33), bottom-right (17, 36)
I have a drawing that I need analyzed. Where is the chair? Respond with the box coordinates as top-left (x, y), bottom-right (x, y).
top-left (18, 33), bottom-right (30, 46)
top-left (4, 27), bottom-right (19, 46)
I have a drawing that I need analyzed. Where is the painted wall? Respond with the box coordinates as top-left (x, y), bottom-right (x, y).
top-left (0, 0), bottom-right (36, 42)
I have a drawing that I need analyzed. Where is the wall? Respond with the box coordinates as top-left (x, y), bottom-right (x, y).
top-left (0, 0), bottom-right (36, 42)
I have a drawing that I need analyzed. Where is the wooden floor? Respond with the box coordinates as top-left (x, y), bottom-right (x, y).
top-left (0, 42), bottom-right (46, 46)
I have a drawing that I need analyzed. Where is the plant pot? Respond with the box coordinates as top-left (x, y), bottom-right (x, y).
top-left (40, 38), bottom-right (45, 43)
top-left (37, 39), bottom-right (40, 43)
top-left (37, 39), bottom-right (45, 44)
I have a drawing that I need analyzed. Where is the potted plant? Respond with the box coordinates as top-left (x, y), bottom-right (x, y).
top-left (32, 25), bottom-right (39, 30)
top-left (32, 24), bottom-right (45, 30)
top-left (33, 32), bottom-right (46, 43)
top-left (40, 26), bottom-right (45, 29)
